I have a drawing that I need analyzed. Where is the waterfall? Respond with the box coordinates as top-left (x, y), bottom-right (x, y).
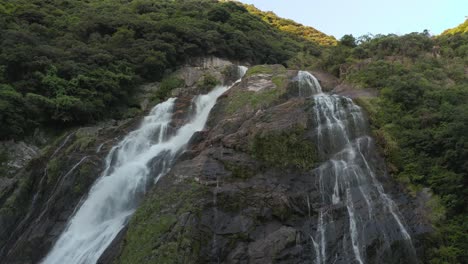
top-left (298, 71), bottom-right (417, 264)
top-left (41, 66), bottom-right (247, 264)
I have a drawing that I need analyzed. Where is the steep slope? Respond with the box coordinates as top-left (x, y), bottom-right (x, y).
top-left (113, 65), bottom-right (429, 264)
top-left (244, 4), bottom-right (337, 46)
top-left (0, 59), bottom-right (244, 263)
top-left (0, 1), bottom-right (465, 263)
top-left (314, 26), bottom-right (468, 263)
top-left (442, 19), bottom-right (468, 35)
top-left (0, 0), bottom-right (323, 140)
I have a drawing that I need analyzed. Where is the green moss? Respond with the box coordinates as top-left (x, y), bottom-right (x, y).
top-left (245, 65), bottom-right (287, 77)
top-left (272, 75), bottom-right (287, 88)
top-left (118, 181), bottom-right (208, 264)
top-left (225, 89), bottom-right (282, 114)
top-left (250, 127), bottom-right (316, 171)
top-left (73, 161), bottom-right (94, 194)
top-left (225, 65), bottom-right (289, 115)
top-left (223, 162), bottom-right (255, 180)
top-left (246, 65), bottom-right (274, 76)
top-left (1, 172), bottom-right (34, 216)
top-left (197, 73), bottom-right (220, 93)
top-left (46, 158), bottom-right (61, 184)
top-left (65, 133), bottom-right (95, 154)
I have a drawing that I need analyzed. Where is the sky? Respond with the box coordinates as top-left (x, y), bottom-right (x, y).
top-left (238, 0), bottom-right (467, 39)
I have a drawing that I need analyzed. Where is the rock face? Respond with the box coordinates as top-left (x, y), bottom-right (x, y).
top-left (136, 56), bottom-right (241, 111)
top-left (0, 63), bottom-right (431, 264)
top-left (0, 118), bottom-right (142, 263)
top-left (0, 140), bottom-right (40, 176)
top-left (114, 65), bottom-right (431, 264)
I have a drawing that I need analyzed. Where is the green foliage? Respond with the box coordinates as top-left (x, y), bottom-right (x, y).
top-left (245, 65), bottom-right (276, 76)
top-left (340, 34), bottom-right (357, 48)
top-left (225, 89), bottom-right (280, 114)
top-left (317, 29), bottom-right (467, 262)
top-left (250, 127), bottom-right (316, 170)
top-left (196, 73), bottom-right (220, 93)
top-left (245, 4), bottom-right (337, 46)
top-left (0, 84), bottom-right (30, 138)
top-left (0, 0), bottom-right (325, 140)
top-left (153, 75), bottom-right (184, 101)
top-left (442, 19), bottom-right (468, 35)
top-left (346, 61), bottom-right (407, 88)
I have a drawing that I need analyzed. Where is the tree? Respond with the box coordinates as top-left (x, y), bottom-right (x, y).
top-left (340, 34), bottom-right (357, 47)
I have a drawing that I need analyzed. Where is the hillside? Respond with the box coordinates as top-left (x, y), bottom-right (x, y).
top-left (0, 1), bottom-right (466, 264)
top-left (0, 0), bottom-right (327, 140)
top-left (313, 29), bottom-right (467, 263)
top-left (244, 4), bottom-right (338, 46)
top-left (442, 19), bottom-right (468, 35)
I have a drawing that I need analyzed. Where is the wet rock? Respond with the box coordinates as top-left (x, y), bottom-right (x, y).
top-left (170, 96), bottom-right (195, 129)
top-left (309, 70), bottom-right (339, 92)
top-left (248, 226), bottom-right (297, 263)
top-left (137, 82), bottom-right (159, 111)
top-left (0, 141), bottom-right (40, 176)
top-left (0, 118), bottom-right (142, 263)
top-left (113, 65), bottom-right (431, 264)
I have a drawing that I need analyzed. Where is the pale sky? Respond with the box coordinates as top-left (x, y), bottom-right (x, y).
top-left (239, 0), bottom-right (467, 39)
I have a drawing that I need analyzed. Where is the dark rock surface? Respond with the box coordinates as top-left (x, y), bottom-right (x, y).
top-left (113, 66), bottom-right (431, 264)
top-left (0, 119), bottom-right (141, 264)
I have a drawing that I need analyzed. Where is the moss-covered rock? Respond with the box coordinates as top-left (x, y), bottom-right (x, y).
top-left (46, 158), bottom-right (61, 184)
top-left (222, 161), bottom-right (255, 180)
top-left (64, 130), bottom-right (96, 154)
top-left (196, 73), bottom-right (221, 93)
top-left (245, 65), bottom-right (286, 77)
top-left (250, 127), bottom-right (316, 171)
top-left (0, 150), bottom-right (8, 177)
top-left (117, 180), bottom-right (209, 264)
top-left (224, 88), bottom-right (283, 114)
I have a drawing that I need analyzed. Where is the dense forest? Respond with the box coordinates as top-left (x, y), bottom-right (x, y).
top-left (0, 0), bottom-right (327, 139)
top-left (313, 24), bottom-right (467, 263)
top-left (0, 0), bottom-right (466, 263)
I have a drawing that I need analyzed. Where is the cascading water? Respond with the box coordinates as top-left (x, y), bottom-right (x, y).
top-left (298, 71), bottom-right (418, 264)
top-left (41, 66), bottom-right (247, 264)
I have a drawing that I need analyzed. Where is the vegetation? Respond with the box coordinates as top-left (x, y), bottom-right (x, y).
top-left (250, 127), bottom-right (316, 170)
top-left (225, 89), bottom-right (281, 114)
top-left (245, 65), bottom-right (277, 76)
top-left (224, 65), bottom-right (288, 114)
top-left (0, 0), bottom-right (329, 140)
top-left (196, 73), bottom-right (220, 93)
top-left (0, 0), bottom-right (466, 261)
top-left (152, 75), bottom-right (184, 102)
top-left (443, 19), bottom-right (468, 35)
top-left (313, 24), bottom-right (467, 263)
top-left (118, 181), bottom-right (208, 264)
top-left (244, 4), bottom-right (337, 46)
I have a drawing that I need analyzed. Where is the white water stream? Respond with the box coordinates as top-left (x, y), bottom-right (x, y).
top-left (298, 71), bottom-right (417, 264)
top-left (41, 66), bottom-right (247, 264)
